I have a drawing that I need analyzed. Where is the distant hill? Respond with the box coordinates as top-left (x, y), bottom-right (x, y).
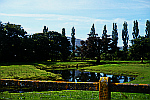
top-left (67, 37), bottom-right (83, 47)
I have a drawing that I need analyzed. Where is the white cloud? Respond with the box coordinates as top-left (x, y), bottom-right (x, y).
top-left (1, 0), bottom-right (149, 15)
top-left (0, 13), bottom-right (134, 27)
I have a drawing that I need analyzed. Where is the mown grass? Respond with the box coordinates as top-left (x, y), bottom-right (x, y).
top-left (1, 60), bottom-right (150, 99)
top-left (0, 91), bottom-right (149, 100)
top-left (0, 61), bottom-right (93, 80)
top-left (0, 65), bottom-right (62, 81)
top-left (80, 61), bottom-right (150, 84)
top-left (34, 61), bottom-right (94, 71)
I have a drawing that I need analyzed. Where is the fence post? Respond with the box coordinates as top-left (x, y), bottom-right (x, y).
top-left (99, 77), bottom-right (111, 100)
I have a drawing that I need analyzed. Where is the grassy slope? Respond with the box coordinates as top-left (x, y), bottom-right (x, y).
top-left (1, 60), bottom-right (150, 84)
top-left (0, 61), bottom-right (91, 80)
top-left (79, 61), bottom-right (150, 84)
top-left (0, 65), bottom-right (62, 80)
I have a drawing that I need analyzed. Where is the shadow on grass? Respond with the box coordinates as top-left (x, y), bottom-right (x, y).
top-left (0, 61), bottom-right (57, 66)
top-left (0, 60), bottom-right (149, 66)
top-left (0, 60), bottom-right (97, 66)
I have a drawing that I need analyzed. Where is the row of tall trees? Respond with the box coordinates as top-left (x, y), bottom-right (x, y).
top-left (0, 20), bottom-right (149, 62)
top-left (129, 20), bottom-right (150, 61)
top-left (0, 22), bottom-right (70, 62)
top-left (75, 20), bottom-right (150, 62)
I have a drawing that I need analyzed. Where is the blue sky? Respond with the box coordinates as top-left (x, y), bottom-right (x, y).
top-left (0, 0), bottom-right (150, 46)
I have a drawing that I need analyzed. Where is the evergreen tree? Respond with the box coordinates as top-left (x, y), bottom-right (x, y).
top-left (101, 25), bottom-right (108, 60)
top-left (89, 24), bottom-right (96, 37)
top-left (111, 23), bottom-right (119, 60)
top-left (86, 24), bottom-right (101, 63)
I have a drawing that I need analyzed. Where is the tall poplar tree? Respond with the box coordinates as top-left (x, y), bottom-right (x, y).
top-left (71, 27), bottom-right (75, 56)
top-left (122, 21), bottom-right (129, 60)
top-left (145, 20), bottom-right (150, 38)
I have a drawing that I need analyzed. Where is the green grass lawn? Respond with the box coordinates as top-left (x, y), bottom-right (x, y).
top-left (0, 90), bottom-right (149, 100)
top-left (34, 61), bottom-right (94, 71)
top-left (0, 60), bottom-right (150, 99)
top-left (0, 65), bottom-right (62, 81)
top-left (79, 61), bottom-right (150, 84)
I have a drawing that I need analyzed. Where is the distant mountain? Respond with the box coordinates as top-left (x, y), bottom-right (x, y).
top-left (67, 37), bottom-right (83, 47)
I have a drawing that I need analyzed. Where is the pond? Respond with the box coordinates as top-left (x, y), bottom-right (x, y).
top-left (49, 69), bottom-right (135, 83)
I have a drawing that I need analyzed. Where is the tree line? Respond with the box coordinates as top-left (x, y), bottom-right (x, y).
top-left (75, 20), bottom-right (150, 62)
top-left (0, 22), bottom-right (70, 62)
top-left (0, 20), bottom-right (150, 62)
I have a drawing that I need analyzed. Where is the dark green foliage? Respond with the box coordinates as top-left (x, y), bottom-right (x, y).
top-left (89, 23), bottom-right (96, 37)
top-left (32, 31), bottom-right (71, 61)
top-left (0, 22), bottom-right (71, 62)
top-left (71, 27), bottom-right (75, 54)
top-left (86, 24), bottom-right (100, 61)
top-left (0, 22), bottom-right (27, 62)
top-left (101, 25), bottom-right (113, 59)
top-left (62, 28), bottom-right (65, 36)
top-left (122, 21), bottom-right (129, 60)
top-left (122, 21), bottom-right (129, 52)
top-left (129, 20), bottom-right (150, 61)
top-left (112, 23), bottom-right (118, 46)
top-left (1, 20), bottom-right (150, 62)
top-left (129, 36), bottom-right (150, 61)
top-left (102, 25), bottom-right (108, 53)
top-left (110, 23), bottom-right (119, 60)
top-left (75, 24), bottom-right (101, 62)
top-left (132, 20), bottom-right (139, 40)
top-left (145, 20), bottom-right (150, 38)
top-left (112, 23), bottom-right (118, 51)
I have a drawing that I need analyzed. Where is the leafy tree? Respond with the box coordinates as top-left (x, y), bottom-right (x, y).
top-left (145, 20), bottom-right (150, 38)
top-left (75, 24), bottom-right (101, 63)
top-left (60, 35), bottom-right (71, 61)
top-left (76, 40), bottom-right (87, 60)
top-left (132, 20), bottom-right (139, 40)
top-left (101, 25), bottom-right (112, 60)
top-left (62, 28), bottom-right (65, 36)
top-left (32, 34), bottom-right (51, 61)
top-left (112, 23), bottom-right (118, 51)
top-left (122, 21), bottom-right (129, 60)
top-left (129, 20), bottom-right (150, 61)
top-left (130, 36), bottom-right (150, 61)
top-left (20, 36), bottom-right (35, 61)
top-left (48, 31), bottom-right (71, 61)
top-left (0, 22), bottom-right (27, 62)
top-left (102, 25), bottom-right (108, 54)
top-left (86, 24), bottom-right (100, 59)
top-left (89, 24), bottom-right (96, 37)
top-left (71, 27), bottom-right (75, 56)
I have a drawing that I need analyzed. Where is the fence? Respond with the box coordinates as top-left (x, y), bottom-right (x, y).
top-left (0, 77), bottom-right (150, 100)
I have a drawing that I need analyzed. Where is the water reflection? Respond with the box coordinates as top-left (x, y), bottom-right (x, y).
top-left (49, 70), bottom-right (135, 83)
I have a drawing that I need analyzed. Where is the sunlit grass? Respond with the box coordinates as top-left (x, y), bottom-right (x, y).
top-left (0, 65), bottom-right (62, 80)
top-left (1, 60), bottom-right (150, 99)
top-left (80, 62), bottom-right (150, 84)
top-left (1, 91), bottom-right (149, 100)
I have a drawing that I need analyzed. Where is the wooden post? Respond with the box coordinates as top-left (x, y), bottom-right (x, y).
top-left (99, 77), bottom-right (111, 100)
